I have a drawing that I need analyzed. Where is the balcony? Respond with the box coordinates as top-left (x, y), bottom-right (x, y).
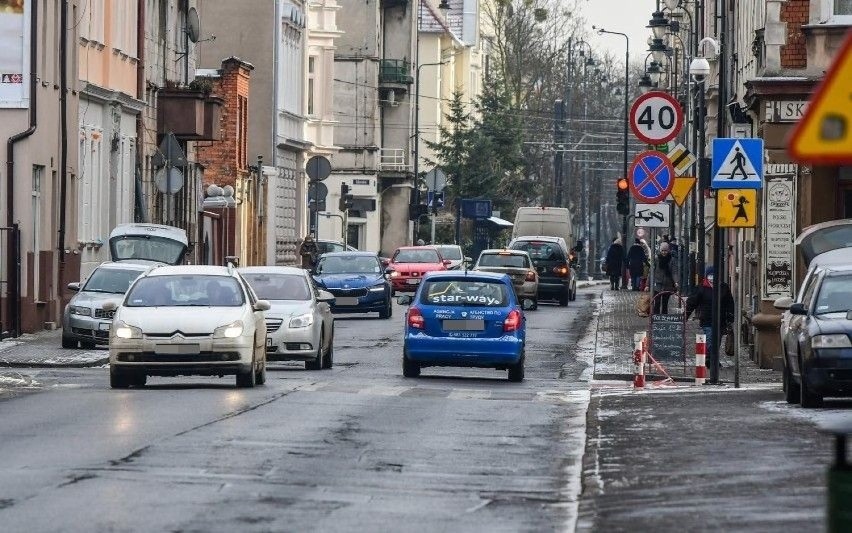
top-left (379, 148), bottom-right (412, 179)
top-left (157, 87), bottom-right (224, 141)
top-left (379, 59), bottom-right (413, 87)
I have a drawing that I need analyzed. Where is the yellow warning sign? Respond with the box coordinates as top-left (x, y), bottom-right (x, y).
top-left (670, 176), bottom-right (696, 206)
top-left (789, 31), bottom-right (852, 164)
top-left (717, 189), bottom-right (757, 228)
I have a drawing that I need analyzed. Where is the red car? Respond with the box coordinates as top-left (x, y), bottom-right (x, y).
top-left (386, 246), bottom-right (451, 292)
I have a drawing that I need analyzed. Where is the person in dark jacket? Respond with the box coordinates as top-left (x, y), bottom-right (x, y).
top-left (626, 238), bottom-right (648, 291)
top-left (685, 266), bottom-right (734, 362)
top-left (653, 242), bottom-right (677, 314)
top-left (298, 234), bottom-right (319, 270)
top-left (605, 237), bottom-right (625, 290)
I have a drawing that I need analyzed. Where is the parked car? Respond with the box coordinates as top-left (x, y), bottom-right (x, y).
top-left (108, 223), bottom-right (188, 264)
top-left (62, 262), bottom-right (152, 349)
top-left (312, 252), bottom-right (393, 318)
top-left (509, 236), bottom-right (576, 305)
top-left (775, 265), bottom-right (852, 408)
top-left (473, 249), bottom-right (538, 309)
top-left (398, 271), bottom-right (528, 381)
top-left (107, 265), bottom-right (269, 388)
top-left (316, 240), bottom-right (358, 256)
top-left (386, 246), bottom-right (451, 293)
top-left (434, 244), bottom-right (467, 270)
top-left (240, 266), bottom-right (335, 370)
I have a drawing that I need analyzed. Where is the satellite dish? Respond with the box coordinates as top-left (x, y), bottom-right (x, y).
top-left (186, 7), bottom-right (201, 43)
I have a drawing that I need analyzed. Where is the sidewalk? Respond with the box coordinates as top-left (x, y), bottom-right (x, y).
top-left (591, 288), bottom-right (779, 384)
top-left (0, 330), bottom-right (108, 367)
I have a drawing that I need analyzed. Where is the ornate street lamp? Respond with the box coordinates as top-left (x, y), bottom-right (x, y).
top-left (647, 60), bottom-right (664, 85)
top-left (638, 73), bottom-right (655, 94)
top-left (648, 37), bottom-right (669, 64)
top-left (646, 11), bottom-right (670, 40)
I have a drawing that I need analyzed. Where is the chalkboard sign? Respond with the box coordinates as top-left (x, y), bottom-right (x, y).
top-left (650, 313), bottom-right (685, 363)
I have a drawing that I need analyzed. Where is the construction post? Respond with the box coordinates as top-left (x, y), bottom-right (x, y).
top-left (695, 333), bottom-right (707, 385)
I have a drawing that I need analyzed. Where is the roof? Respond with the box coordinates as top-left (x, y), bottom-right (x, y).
top-left (512, 235), bottom-right (562, 242)
top-left (479, 249), bottom-right (528, 256)
top-left (147, 265), bottom-right (234, 277)
top-left (433, 244), bottom-right (462, 249)
top-left (238, 266), bottom-right (307, 275)
top-left (825, 264), bottom-right (852, 275)
top-left (316, 251), bottom-right (379, 258)
top-left (96, 261), bottom-right (153, 271)
top-left (396, 245), bottom-right (438, 251)
top-left (422, 270), bottom-right (510, 281)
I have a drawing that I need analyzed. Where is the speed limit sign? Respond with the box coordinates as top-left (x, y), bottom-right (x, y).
top-left (629, 91), bottom-right (683, 144)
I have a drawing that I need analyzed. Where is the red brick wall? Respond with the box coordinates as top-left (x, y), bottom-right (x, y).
top-left (197, 59), bottom-right (253, 188)
top-left (780, 0), bottom-right (809, 69)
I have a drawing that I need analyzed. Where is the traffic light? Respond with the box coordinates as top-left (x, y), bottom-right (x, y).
top-left (339, 183), bottom-right (354, 211)
top-left (616, 178), bottom-right (630, 216)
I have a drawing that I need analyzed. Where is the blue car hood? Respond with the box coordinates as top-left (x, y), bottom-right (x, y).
top-left (314, 273), bottom-right (383, 289)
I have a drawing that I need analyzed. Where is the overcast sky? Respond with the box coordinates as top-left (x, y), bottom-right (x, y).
top-left (578, 0), bottom-right (659, 62)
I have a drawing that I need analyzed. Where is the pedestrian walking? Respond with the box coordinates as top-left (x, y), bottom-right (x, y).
top-left (685, 266), bottom-right (734, 363)
top-left (605, 237), bottom-right (625, 291)
top-left (298, 234), bottom-right (319, 270)
top-left (626, 238), bottom-right (648, 291)
top-left (653, 242), bottom-right (677, 314)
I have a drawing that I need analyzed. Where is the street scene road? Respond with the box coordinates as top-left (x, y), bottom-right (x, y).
top-left (0, 291), bottom-right (596, 532)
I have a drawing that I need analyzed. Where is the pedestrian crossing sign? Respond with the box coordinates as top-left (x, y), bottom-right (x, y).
top-left (710, 138), bottom-right (764, 189)
top-left (717, 189), bottom-right (757, 228)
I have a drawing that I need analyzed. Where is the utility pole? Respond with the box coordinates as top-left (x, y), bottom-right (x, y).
top-left (554, 99), bottom-right (565, 206)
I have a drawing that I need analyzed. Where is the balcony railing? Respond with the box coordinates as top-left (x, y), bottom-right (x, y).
top-left (379, 59), bottom-right (413, 85)
top-left (379, 148), bottom-right (411, 173)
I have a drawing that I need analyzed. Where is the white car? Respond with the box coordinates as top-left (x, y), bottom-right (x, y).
top-left (239, 266), bottom-right (335, 370)
top-left (434, 244), bottom-right (467, 270)
top-left (107, 265), bottom-right (269, 389)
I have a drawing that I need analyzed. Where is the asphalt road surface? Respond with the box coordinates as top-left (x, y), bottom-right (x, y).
top-left (0, 288), bottom-right (598, 532)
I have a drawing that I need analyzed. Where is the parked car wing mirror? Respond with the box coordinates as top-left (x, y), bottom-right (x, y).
top-left (254, 300), bottom-right (271, 312)
top-left (789, 303), bottom-right (808, 315)
top-left (773, 296), bottom-right (793, 310)
top-left (396, 295), bottom-right (413, 306)
top-left (317, 290), bottom-right (335, 303)
top-left (67, 282), bottom-right (81, 292)
top-left (102, 301), bottom-right (118, 312)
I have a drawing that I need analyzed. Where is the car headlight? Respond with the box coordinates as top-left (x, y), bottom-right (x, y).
top-left (214, 320), bottom-right (244, 338)
top-left (70, 305), bottom-right (92, 316)
top-left (812, 334), bottom-right (852, 349)
top-left (369, 283), bottom-right (386, 292)
top-left (113, 321), bottom-right (142, 340)
top-left (390, 271), bottom-right (400, 278)
top-left (289, 313), bottom-right (314, 328)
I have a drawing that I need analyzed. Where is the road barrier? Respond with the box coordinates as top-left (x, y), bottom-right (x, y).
top-left (633, 334), bottom-right (646, 388)
top-left (695, 334), bottom-right (707, 385)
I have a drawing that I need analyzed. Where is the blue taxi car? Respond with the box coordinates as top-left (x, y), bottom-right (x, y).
top-left (312, 252), bottom-right (394, 319)
top-left (398, 271), bottom-right (527, 381)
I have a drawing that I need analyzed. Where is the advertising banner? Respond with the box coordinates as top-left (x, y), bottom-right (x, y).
top-left (0, 0), bottom-right (29, 108)
top-left (762, 173), bottom-right (796, 300)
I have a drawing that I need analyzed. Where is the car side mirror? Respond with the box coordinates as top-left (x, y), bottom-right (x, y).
top-left (381, 258), bottom-right (390, 267)
top-left (443, 259), bottom-right (452, 266)
top-left (396, 294), bottom-right (413, 306)
top-left (317, 290), bottom-right (335, 303)
top-left (67, 282), bottom-right (80, 292)
top-left (773, 296), bottom-right (793, 310)
top-left (102, 301), bottom-right (118, 312)
top-left (789, 302), bottom-right (808, 315)
top-left (254, 300), bottom-right (271, 312)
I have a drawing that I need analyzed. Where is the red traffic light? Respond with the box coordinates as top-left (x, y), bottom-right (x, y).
top-left (617, 178), bottom-right (628, 191)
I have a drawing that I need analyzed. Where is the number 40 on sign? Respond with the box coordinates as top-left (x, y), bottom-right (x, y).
top-left (630, 91), bottom-right (684, 145)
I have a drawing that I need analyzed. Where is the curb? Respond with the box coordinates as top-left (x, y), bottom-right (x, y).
top-left (0, 357), bottom-right (109, 369)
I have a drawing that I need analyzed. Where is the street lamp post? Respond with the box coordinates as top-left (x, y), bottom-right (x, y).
top-left (594, 27), bottom-right (630, 279)
top-left (414, 60), bottom-right (445, 244)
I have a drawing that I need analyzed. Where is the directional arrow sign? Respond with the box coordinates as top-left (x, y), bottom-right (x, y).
top-left (634, 202), bottom-right (671, 228)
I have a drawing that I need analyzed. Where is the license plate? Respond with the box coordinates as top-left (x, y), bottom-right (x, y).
top-left (406, 279), bottom-right (420, 285)
top-left (443, 319), bottom-right (485, 331)
top-left (98, 322), bottom-right (111, 331)
top-left (266, 337), bottom-right (273, 348)
top-left (336, 297), bottom-right (358, 306)
top-left (155, 344), bottom-right (200, 355)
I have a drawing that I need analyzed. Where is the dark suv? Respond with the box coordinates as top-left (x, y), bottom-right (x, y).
top-left (509, 236), bottom-right (576, 306)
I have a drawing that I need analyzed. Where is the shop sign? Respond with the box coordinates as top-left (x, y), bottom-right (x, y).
top-left (765, 100), bottom-right (809, 123)
top-left (762, 174), bottom-right (796, 300)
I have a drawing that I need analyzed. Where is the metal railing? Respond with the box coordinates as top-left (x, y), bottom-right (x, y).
top-left (379, 59), bottom-right (413, 85)
top-left (379, 148), bottom-right (410, 172)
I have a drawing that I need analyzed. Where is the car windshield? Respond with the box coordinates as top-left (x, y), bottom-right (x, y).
top-left (242, 273), bottom-right (311, 301)
top-left (316, 255), bottom-right (381, 275)
top-left (125, 275), bottom-right (245, 307)
top-left (420, 279), bottom-right (508, 307)
top-left (436, 246), bottom-right (462, 260)
top-left (394, 249), bottom-right (440, 263)
top-left (82, 268), bottom-right (144, 294)
top-left (111, 236), bottom-right (185, 264)
top-left (478, 253), bottom-right (529, 269)
top-left (814, 274), bottom-right (852, 315)
top-left (512, 241), bottom-right (564, 261)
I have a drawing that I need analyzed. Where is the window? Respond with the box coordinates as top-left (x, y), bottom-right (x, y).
top-left (307, 56), bottom-right (316, 116)
top-left (420, 280), bottom-right (508, 307)
top-left (478, 253), bottom-right (530, 269)
top-left (126, 276), bottom-right (245, 307)
top-left (836, 0), bottom-right (852, 15)
top-left (242, 273), bottom-right (312, 301)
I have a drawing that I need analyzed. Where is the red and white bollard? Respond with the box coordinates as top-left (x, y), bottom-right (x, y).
top-left (695, 334), bottom-right (707, 385)
top-left (633, 337), bottom-right (646, 388)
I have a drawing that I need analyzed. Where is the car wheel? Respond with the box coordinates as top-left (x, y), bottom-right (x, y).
top-left (80, 341), bottom-right (96, 350)
top-left (531, 298), bottom-right (538, 311)
top-left (110, 368), bottom-right (131, 389)
top-left (569, 283), bottom-right (577, 301)
top-left (799, 364), bottom-right (823, 408)
top-left (783, 357), bottom-right (799, 404)
top-left (379, 298), bottom-right (393, 319)
top-left (558, 289), bottom-right (569, 307)
top-left (61, 333), bottom-right (78, 349)
top-left (402, 352), bottom-right (420, 378)
top-left (508, 353), bottom-right (525, 382)
top-left (323, 330), bottom-right (334, 369)
top-left (236, 361), bottom-right (257, 388)
top-left (305, 333), bottom-right (324, 370)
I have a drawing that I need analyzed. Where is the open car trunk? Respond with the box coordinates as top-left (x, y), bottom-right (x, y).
top-left (795, 219), bottom-right (852, 267)
top-left (108, 223), bottom-right (188, 265)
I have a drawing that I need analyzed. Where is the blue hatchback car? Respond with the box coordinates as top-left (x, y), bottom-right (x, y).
top-left (399, 271), bottom-right (526, 381)
top-left (312, 252), bottom-right (394, 318)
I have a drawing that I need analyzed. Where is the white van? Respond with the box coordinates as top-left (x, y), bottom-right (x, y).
top-left (108, 223), bottom-right (188, 265)
top-left (512, 207), bottom-right (574, 245)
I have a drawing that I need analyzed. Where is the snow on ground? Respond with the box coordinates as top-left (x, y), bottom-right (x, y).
top-left (759, 399), bottom-right (852, 427)
top-left (0, 372), bottom-right (40, 394)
